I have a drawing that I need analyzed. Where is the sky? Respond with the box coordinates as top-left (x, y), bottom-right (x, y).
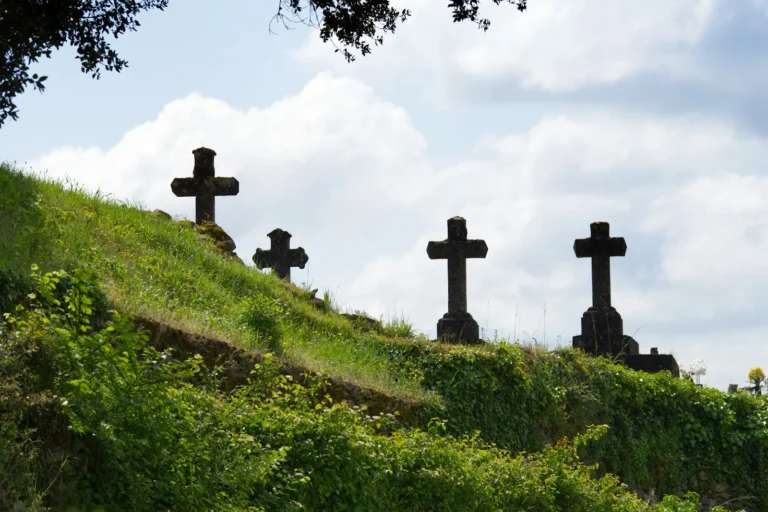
top-left (2, 0), bottom-right (768, 391)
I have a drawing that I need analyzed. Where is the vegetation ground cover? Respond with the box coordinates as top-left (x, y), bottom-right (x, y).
top-left (0, 162), bottom-right (762, 510)
top-left (0, 260), bottom-right (717, 511)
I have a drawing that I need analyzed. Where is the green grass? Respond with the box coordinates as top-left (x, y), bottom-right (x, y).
top-left (0, 162), bottom-right (433, 401)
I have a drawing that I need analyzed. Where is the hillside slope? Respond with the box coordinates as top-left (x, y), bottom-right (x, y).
top-left (0, 162), bottom-right (758, 510)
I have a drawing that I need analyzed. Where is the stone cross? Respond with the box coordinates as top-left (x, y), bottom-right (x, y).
top-left (572, 223), bottom-right (679, 377)
top-left (171, 147), bottom-right (239, 225)
top-left (572, 221), bottom-right (638, 359)
top-left (427, 216), bottom-right (488, 343)
top-left (253, 228), bottom-right (309, 282)
top-left (574, 222), bottom-right (627, 309)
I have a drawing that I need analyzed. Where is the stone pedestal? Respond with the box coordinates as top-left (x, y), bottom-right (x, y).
top-left (626, 353), bottom-right (680, 377)
top-left (436, 312), bottom-right (482, 344)
top-left (572, 307), bottom-right (639, 357)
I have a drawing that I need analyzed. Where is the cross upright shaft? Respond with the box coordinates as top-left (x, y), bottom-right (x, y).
top-left (573, 222), bottom-right (627, 309)
top-left (193, 148), bottom-right (216, 225)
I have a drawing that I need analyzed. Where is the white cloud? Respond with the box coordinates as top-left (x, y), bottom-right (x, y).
top-left (451, 0), bottom-right (715, 90)
top-left (643, 173), bottom-right (768, 294)
top-left (48, 75), bottom-right (427, 193)
top-left (294, 0), bottom-right (717, 94)
top-left (27, 71), bottom-right (768, 391)
top-left (751, 0), bottom-right (768, 15)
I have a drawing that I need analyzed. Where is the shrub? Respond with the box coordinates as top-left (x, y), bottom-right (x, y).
top-left (0, 265), bottom-right (32, 316)
top-left (237, 294), bottom-right (287, 352)
top-left (0, 265), bottom-right (721, 511)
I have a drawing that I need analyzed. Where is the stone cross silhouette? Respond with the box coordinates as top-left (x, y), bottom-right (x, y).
top-left (427, 216), bottom-right (488, 343)
top-left (572, 222), bottom-right (680, 377)
top-left (253, 229), bottom-right (309, 282)
top-left (573, 222), bottom-right (626, 309)
top-left (171, 147), bottom-right (239, 225)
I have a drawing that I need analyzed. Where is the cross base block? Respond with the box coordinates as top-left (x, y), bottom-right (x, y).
top-left (625, 354), bottom-right (680, 377)
top-left (436, 312), bottom-right (482, 344)
top-left (572, 307), bottom-right (639, 357)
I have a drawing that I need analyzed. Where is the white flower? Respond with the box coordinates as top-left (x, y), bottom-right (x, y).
top-left (689, 359), bottom-right (708, 376)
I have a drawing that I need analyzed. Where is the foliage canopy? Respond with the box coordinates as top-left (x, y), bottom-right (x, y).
top-left (0, 0), bottom-right (527, 128)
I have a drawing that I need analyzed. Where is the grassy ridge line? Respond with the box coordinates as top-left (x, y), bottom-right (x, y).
top-left (0, 162), bottom-right (437, 401)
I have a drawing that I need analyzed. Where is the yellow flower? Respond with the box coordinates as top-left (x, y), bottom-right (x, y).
top-left (748, 367), bottom-right (766, 386)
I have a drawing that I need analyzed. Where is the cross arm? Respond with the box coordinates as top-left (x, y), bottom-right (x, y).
top-left (290, 248), bottom-right (309, 269)
top-left (253, 249), bottom-right (275, 268)
top-left (573, 237), bottom-right (627, 258)
top-left (171, 177), bottom-right (240, 197)
top-left (427, 240), bottom-right (488, 259)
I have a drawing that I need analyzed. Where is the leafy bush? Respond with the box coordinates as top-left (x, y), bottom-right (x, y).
top-left (2, 265), bottom-right (283, 510)
top-left (0, 266), bottom-right (721, 511)
top-left (0, 265), bottom-right (32, 316)
top-left (0, 372), bottom-right (49, 511)
top-left (237, 294), bottom-right (287, 352)
top-left (381, 340), bottom-right (767, 509)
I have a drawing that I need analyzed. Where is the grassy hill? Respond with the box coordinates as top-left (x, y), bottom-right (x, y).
top-left (0, 162), bottom-right (759, 511)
